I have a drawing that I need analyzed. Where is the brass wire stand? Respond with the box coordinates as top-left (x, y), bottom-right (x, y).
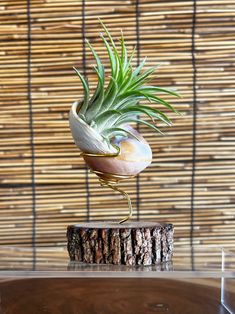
top-left (80, 151), bottom-right (134, 224)
top-left (94, 170), bottom-right (134, 224)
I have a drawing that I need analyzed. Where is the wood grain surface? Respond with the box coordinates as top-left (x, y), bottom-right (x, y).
top-left (0, 278), bottom-right (230, 314)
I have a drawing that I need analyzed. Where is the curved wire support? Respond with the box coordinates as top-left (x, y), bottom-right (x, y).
top-left (99, 177), bottom-right (133, 224)
top-left (80, 151), bottom-right (134, 223)
top-left (80, 146), bottom-right (120, 158)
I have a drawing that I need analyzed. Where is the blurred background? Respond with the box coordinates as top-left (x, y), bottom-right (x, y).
top-left (0, 0), bottom-right (234, 249)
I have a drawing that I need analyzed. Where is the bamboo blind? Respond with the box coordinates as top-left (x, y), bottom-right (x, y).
top-left (0, 0), bottom-right (235, 250)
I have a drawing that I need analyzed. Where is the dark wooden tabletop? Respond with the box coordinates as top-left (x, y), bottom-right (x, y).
top-left (0, 278), bottom-right (230, 314)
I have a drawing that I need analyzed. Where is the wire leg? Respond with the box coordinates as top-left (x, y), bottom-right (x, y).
top-left (99, 178), bottom-right (133, 224)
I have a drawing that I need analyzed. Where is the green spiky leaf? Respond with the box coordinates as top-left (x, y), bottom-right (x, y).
top-left (102, 127), bottom-right (141, 142)
top-left (73, 67), bottom-right (90, 115)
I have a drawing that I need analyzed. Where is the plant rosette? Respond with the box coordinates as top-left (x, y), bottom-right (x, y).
top-left (69, 20), bottom-right (180, 181)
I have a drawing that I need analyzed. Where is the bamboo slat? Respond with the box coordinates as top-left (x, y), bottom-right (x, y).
top-left (0, 0), bottom-right (234, 250)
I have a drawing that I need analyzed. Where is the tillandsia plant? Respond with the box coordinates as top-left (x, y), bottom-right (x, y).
top-left (69, 20), bottom-right (180, 221)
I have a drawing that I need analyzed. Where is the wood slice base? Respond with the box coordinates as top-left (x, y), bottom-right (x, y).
top-left (67, 222), bottom-right (174, 266)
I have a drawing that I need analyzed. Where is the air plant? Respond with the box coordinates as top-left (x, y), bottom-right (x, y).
top-left (69, 20), bottom-right (180, 221)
